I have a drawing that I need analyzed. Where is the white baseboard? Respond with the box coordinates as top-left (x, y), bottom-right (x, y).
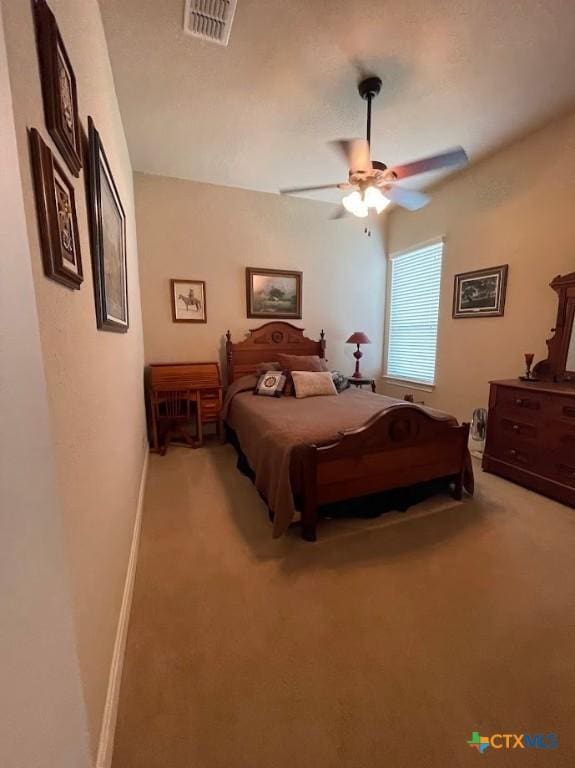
top-left (96, 449), bottom-right (149, 768)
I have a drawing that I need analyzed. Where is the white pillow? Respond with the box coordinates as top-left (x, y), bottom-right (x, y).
top-left (291, 370), bottom-right (338, 399)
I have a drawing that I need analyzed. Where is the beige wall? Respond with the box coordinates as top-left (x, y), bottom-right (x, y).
top-left (382, 112), bottom-right (575, 421)
top-left (0, 6), bottom-right (91, 765)
top-left (2, 0), bottom-right (146, 757)
top-left (135, 173), bottom-right (386, 379)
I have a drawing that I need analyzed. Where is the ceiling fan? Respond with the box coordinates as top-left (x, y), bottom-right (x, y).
top-left (280, 76), bottom-right (469, 219)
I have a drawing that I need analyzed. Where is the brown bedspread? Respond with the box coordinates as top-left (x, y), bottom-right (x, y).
top-left (224, 376), bottom-right (473, 537)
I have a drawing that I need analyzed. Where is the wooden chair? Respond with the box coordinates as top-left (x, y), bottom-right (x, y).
top-left (150, 387), bottom-right (197, 455)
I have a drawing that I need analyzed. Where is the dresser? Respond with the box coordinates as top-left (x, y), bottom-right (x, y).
top-left (483, 380), bottom-right (575, 507)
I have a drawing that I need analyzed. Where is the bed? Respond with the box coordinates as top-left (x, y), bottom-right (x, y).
top-left (224, 322), bottom-right (473, 541)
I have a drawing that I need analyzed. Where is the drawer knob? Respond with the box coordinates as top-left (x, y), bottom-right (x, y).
top-left (509, 449), bottom-right (518, 457)
top-left (512, 424), bottom-right (520, 433)
top-left (515, 398), bottom-right (523, 406)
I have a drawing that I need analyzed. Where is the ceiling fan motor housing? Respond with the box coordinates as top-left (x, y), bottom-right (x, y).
top-left (349, 165), bottom-right (393, 189)
top-left (358, 76), bottom-right (382, 100)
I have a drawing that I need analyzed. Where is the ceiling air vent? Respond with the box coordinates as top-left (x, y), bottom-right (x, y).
top-left (183, 0), bottom-right (238, 46)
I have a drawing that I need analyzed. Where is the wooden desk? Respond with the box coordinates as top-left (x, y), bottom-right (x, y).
top-left (148, 362), bottom-right (223, 452)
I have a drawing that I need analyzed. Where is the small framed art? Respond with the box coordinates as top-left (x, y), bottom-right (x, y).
top-left (170, 279), bottom-right (207, 323)
top-left (33, 0), bottom-right (82, 176)
top-left (29, 127), bottom-right (83, 289)
top-left (246, 267), bottom-right (302, 319)
top-left (87, 117), bottom-right (129, 332)
top-left (452, 264), bottom-right (508, 318)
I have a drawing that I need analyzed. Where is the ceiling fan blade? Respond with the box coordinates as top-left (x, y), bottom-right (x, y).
top-left (330, 139), bottom-right (372, 174)
top-left (280, 183), bottom-right (349, 195)
top-left (389, 147), bottom-right (468, 180)
top-left (382, 186), bottom-right (431, 211)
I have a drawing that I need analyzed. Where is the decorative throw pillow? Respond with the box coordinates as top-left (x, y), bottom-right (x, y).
top-left (276, 354), bottom-right (329, 395)
top-left (331, 370), bottom-right (350, 393)
top-left (254, 371), bottom-right (287, 397)
top-left (256, 361), bottom-right (281, 375)
top-left (291, 371), bottom-right (338, 399)
top-left (276, 353), bottom-right (328, 373)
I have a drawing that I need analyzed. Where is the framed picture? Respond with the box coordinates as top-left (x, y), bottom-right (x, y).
top-left (87, 116), bottom-right (129, 332)
top-left (170, 279), bottom-right (207, 323)
top-left (452, 264), bottom-right (508, 318)
top-left (246, 267), bottom-right (302, 319)
top-left (29, 128), bottom-right (83, 289)
top-left (33, 0), bottom-right (82, 176)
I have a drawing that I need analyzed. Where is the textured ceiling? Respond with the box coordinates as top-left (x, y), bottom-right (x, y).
top-left (99, 0), bottom-right (575, 201)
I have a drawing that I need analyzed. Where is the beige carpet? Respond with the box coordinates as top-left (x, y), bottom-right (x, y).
top-left (112, 443), bottom-right (575, 768)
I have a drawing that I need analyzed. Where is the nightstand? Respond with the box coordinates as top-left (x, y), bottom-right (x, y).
top-left (348, 377), bottom-right (376, 393)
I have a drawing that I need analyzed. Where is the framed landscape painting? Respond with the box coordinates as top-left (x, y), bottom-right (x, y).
top-left (246, 267), bottom-right (302, 319)
top-left (170, 279), bottom-right (207, 323)
top-left (453, 264), bottom-right (508, 318)
top-left (29, 127), bottom-right (83, 289)
top-left (87, 117), bottom-right (129, 332)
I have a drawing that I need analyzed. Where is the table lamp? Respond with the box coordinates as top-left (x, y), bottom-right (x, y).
top-left (346, 332), bottom-right (371, 378)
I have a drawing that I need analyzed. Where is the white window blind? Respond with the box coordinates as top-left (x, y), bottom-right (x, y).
top-left (386, 240), bottom-right (443, 386)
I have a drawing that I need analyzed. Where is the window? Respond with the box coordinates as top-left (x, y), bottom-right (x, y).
top-left (385, 239), bottom-right (443, 387)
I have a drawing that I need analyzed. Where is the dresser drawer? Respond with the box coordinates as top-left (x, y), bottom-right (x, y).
top-left (487, 438), bottom-right (537, 471)
top-left (557, 430), bottom-right (575, 452)
top-left (547, 397), bottom-right (575, 425)
top-left (546, 458), bottom-right (575, 488)
top-left (495, 386), bottom-right (545, 416)
top-left (495, 416), bottom-right (539, 441)
top-left (544, 419), bottom-right (575, 452)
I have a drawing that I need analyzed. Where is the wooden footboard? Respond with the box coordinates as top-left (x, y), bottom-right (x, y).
top-left (301, 404), bottom-right (470, 541)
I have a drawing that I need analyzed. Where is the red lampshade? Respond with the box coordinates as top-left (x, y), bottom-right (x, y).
top-left (346, 331), bottom-right (371, 345)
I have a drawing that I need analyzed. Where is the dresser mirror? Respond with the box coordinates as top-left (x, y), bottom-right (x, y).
top-left (566, 308), bottom-right (575, 375)
top-left (534, 272), bottom-right (575, 383)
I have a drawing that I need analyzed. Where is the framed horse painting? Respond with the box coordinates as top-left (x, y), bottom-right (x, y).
top-left (170, 279), bottom-right (207, 323)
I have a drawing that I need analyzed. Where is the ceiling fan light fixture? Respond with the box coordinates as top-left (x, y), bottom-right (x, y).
top-left (364, 185), bottom-right (390, 214)
top-left (342, 190), bottom-right (368, 217)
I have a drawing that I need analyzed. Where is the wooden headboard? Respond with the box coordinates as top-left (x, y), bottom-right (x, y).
top-left (225, 322), bottom-right (326, 385)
